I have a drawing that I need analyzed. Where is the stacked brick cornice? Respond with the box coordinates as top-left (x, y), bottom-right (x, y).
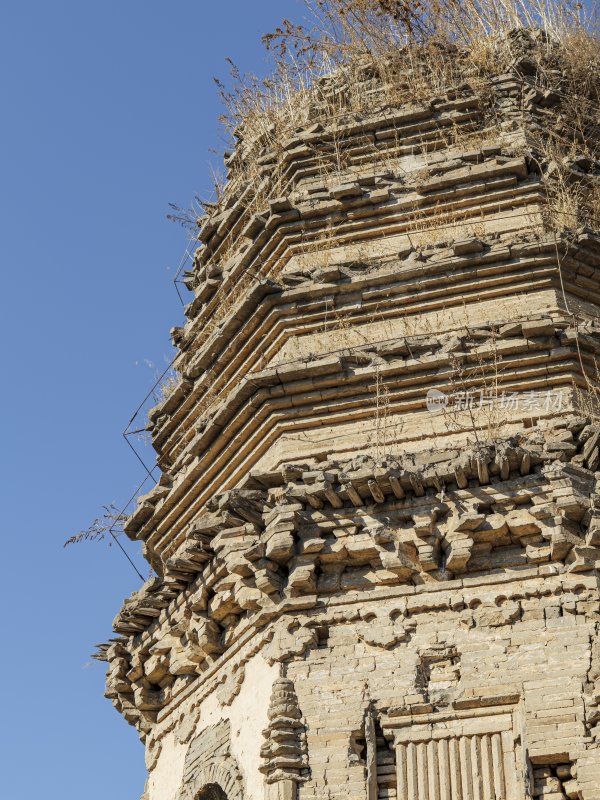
top-left (103, 32), bottom-right (600, 800)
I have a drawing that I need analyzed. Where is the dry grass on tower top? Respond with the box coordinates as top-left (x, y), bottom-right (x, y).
top-left (211, 0), bottom-right (598, 193)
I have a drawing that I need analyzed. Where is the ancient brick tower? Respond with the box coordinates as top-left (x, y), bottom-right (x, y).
top-left (102, 30), bottom-right (600, 800)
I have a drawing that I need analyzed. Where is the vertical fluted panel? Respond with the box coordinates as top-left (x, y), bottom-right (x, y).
top-left (417, 741), bottom-right (430, 800)
top-left (397, 744), bottom-right (408, 800)
top-left (392, 733), bottom-right (511, 800)
top-left (480, 734), bottom-right (494, 800)
top-left (428, 740), bottom-right (440, 800)
top-left (459, 735), bottom-right (473, 800)
top-left (449, 737), bottom-right (463, 800)
top-left (492, 733), bottom-right (506, 799)
top-left (407, 742), bottom-right (418, 800)
top-left (438, 737), bottom-right (452, 800)
top-left (470, 735), bottom-right (483, 800)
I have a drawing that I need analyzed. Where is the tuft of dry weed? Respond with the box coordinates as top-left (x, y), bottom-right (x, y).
top-left (211, 1), bottom-right (596, 202)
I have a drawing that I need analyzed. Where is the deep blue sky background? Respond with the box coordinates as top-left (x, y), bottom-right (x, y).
top-left (1, 2), bottom-right (298, 797)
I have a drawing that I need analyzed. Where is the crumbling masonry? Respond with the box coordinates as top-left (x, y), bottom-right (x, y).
top-left (100, 31), bottom-right (600, 800)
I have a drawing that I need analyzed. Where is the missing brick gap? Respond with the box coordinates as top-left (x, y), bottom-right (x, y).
top-left (530, 761), bottom-right (577, 800)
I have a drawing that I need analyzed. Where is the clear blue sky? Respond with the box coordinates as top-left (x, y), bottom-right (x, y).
top-left (0, 2), bottom-right (298, 797)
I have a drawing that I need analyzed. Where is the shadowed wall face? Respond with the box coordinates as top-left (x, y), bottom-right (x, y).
top-left (198, 786), bottom-right (228, 800)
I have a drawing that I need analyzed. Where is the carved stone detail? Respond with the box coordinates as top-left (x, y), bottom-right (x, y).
top-left (260, 678), bottom-right (309, 786)
top-left (216, 663), bottom-right (245, 707)
top-left (357, 609), bottom-right (415, 650)
top-left (264, 619), bottom-right (319, 666)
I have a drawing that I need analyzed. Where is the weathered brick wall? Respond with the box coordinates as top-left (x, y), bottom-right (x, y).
top-left (141, 569), bottom-right (600, 800)
top-left (284, 572), bottom-right (600, 800)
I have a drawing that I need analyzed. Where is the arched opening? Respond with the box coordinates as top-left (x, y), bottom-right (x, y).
top-left (197, 785), bottom-right (228, 800)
